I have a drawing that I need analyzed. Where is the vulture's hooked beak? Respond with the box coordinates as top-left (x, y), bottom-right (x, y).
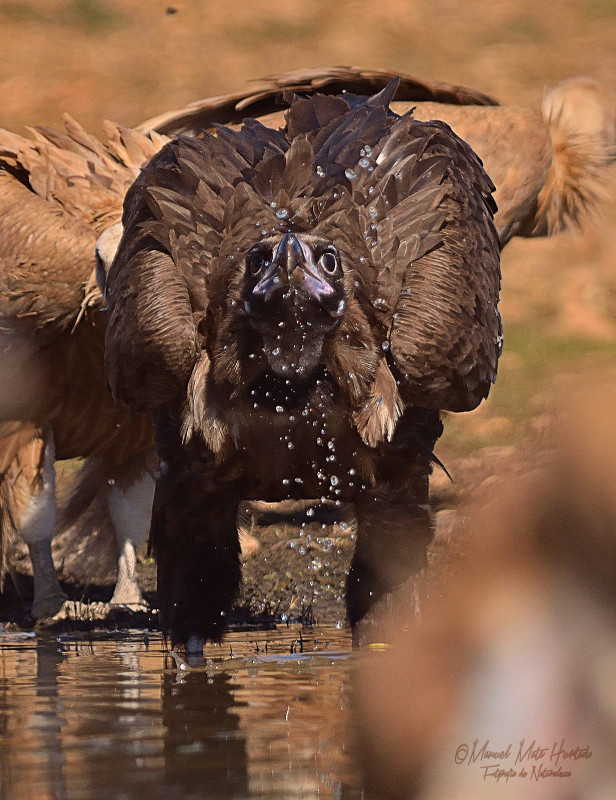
top-left (252, 233), bottom-right (335, 301)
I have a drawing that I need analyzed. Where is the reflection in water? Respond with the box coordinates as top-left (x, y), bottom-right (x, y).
top-left (162, 669), bottom-right (248, 798)
top-left (0, 627), bottom-right (360, 799)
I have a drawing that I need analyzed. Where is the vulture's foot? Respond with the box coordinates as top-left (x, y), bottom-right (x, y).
top-left (35, 600), bottom-right (108, 624)
top-left (346, 499), bottom-right (432, 638)
top-left (109, 539), bottom-right (148, 609)
top-left (35, 599), bottom-right (156, 626)
top-left (31, 589), bottom-right (68, 620)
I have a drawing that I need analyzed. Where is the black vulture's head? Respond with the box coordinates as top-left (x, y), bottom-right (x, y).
top-left (241, 231), bottom-right (347, 378)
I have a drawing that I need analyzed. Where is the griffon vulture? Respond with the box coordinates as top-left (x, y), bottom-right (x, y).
top-left (0, 119), bottom-right (165, 616)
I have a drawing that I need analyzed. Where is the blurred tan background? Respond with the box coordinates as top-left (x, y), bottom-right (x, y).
top-left (1, 0), bottom-right (615, 482)
top-left (1, 0), bottom-right (614, 130)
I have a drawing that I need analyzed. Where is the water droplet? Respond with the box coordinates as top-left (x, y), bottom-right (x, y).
top-left (369, 207), bottom-right (378, 219)
top-left (272, 347), bottom-right (281, 356)
top-left (364, 145), bottom-right (372, 156)
top-left (345, 168), bottom-right (357, 180)
top-left (381, 340), bottom-right (390, 351)
top-left (287, 442), bottom-right (294, 450)
top-left (275, 405), bottom-right (284, 413)
top-left (275, 208), bottom-right (289, 219)
top-left (330, 475), bottom-right (339, 486)
top-left (316, 165), bottom-right (325, 177)
top-left (306, 508), bottom-right (315, 517)
top-left (348, 469), bottom-right (356, 476)
top-left (282, 478), bottom-right (290, 485)
top-left (270, 201), bottom-right (277, 208)
top-left (358, 157), bottom-right (371, 169)
top-left (261, 229), bottom-right (268, 236)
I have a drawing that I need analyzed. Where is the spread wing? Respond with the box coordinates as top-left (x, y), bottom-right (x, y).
top-left (107, 86), bottom-right (500, 436)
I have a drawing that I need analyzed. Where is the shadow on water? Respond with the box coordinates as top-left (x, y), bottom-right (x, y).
top-left (0, 627), bottom-right (362, 800)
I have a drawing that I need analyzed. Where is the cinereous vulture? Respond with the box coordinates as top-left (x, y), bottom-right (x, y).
top-left (1, 67), bottom-right (613, 631)
top-left (104, 80), bottom-right (502, 650)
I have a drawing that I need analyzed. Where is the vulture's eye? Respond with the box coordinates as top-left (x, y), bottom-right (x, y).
top-left (319, 250), bottom-right (339, 275)
top-left (247, 251), bottom-right (269, 276)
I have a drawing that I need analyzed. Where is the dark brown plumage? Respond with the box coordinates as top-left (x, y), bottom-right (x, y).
top-left (140, 66), bottom-right (616, 246)
top-left (1, 65), bottom-right (612, 630)
top-left (105, 83), bottom-right (501, 649)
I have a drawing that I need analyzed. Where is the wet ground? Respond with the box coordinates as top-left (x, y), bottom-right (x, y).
top-left (0, 625), bottom-right (361, 800)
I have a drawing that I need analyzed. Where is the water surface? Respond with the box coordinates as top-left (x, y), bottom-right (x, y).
top-left (0, 626), bottom-right (362, 799)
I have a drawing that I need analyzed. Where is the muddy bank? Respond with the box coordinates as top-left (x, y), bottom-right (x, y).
top-left (0, 440), bottom-right (543, 635)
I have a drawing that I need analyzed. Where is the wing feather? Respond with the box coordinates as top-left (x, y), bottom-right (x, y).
top-left (108, 88), bottom-right (500, 439)
top-left (304, 98), bottom-right (501, 414)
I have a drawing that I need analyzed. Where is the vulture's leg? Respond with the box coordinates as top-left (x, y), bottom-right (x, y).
top-left (18, 430), bottom-right (67, 618)
top-left (151, 409), bottom-right (242, 652)
top-left (107, 468), bottom-right (154, 608)
top-left (346, 410), bottom-right (443, 641)
top-left (152, 474), bottom-right (241, 651)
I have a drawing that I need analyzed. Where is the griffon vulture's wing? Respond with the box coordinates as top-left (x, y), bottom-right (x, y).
top-left (0, 118), bottom-right (169, 332)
